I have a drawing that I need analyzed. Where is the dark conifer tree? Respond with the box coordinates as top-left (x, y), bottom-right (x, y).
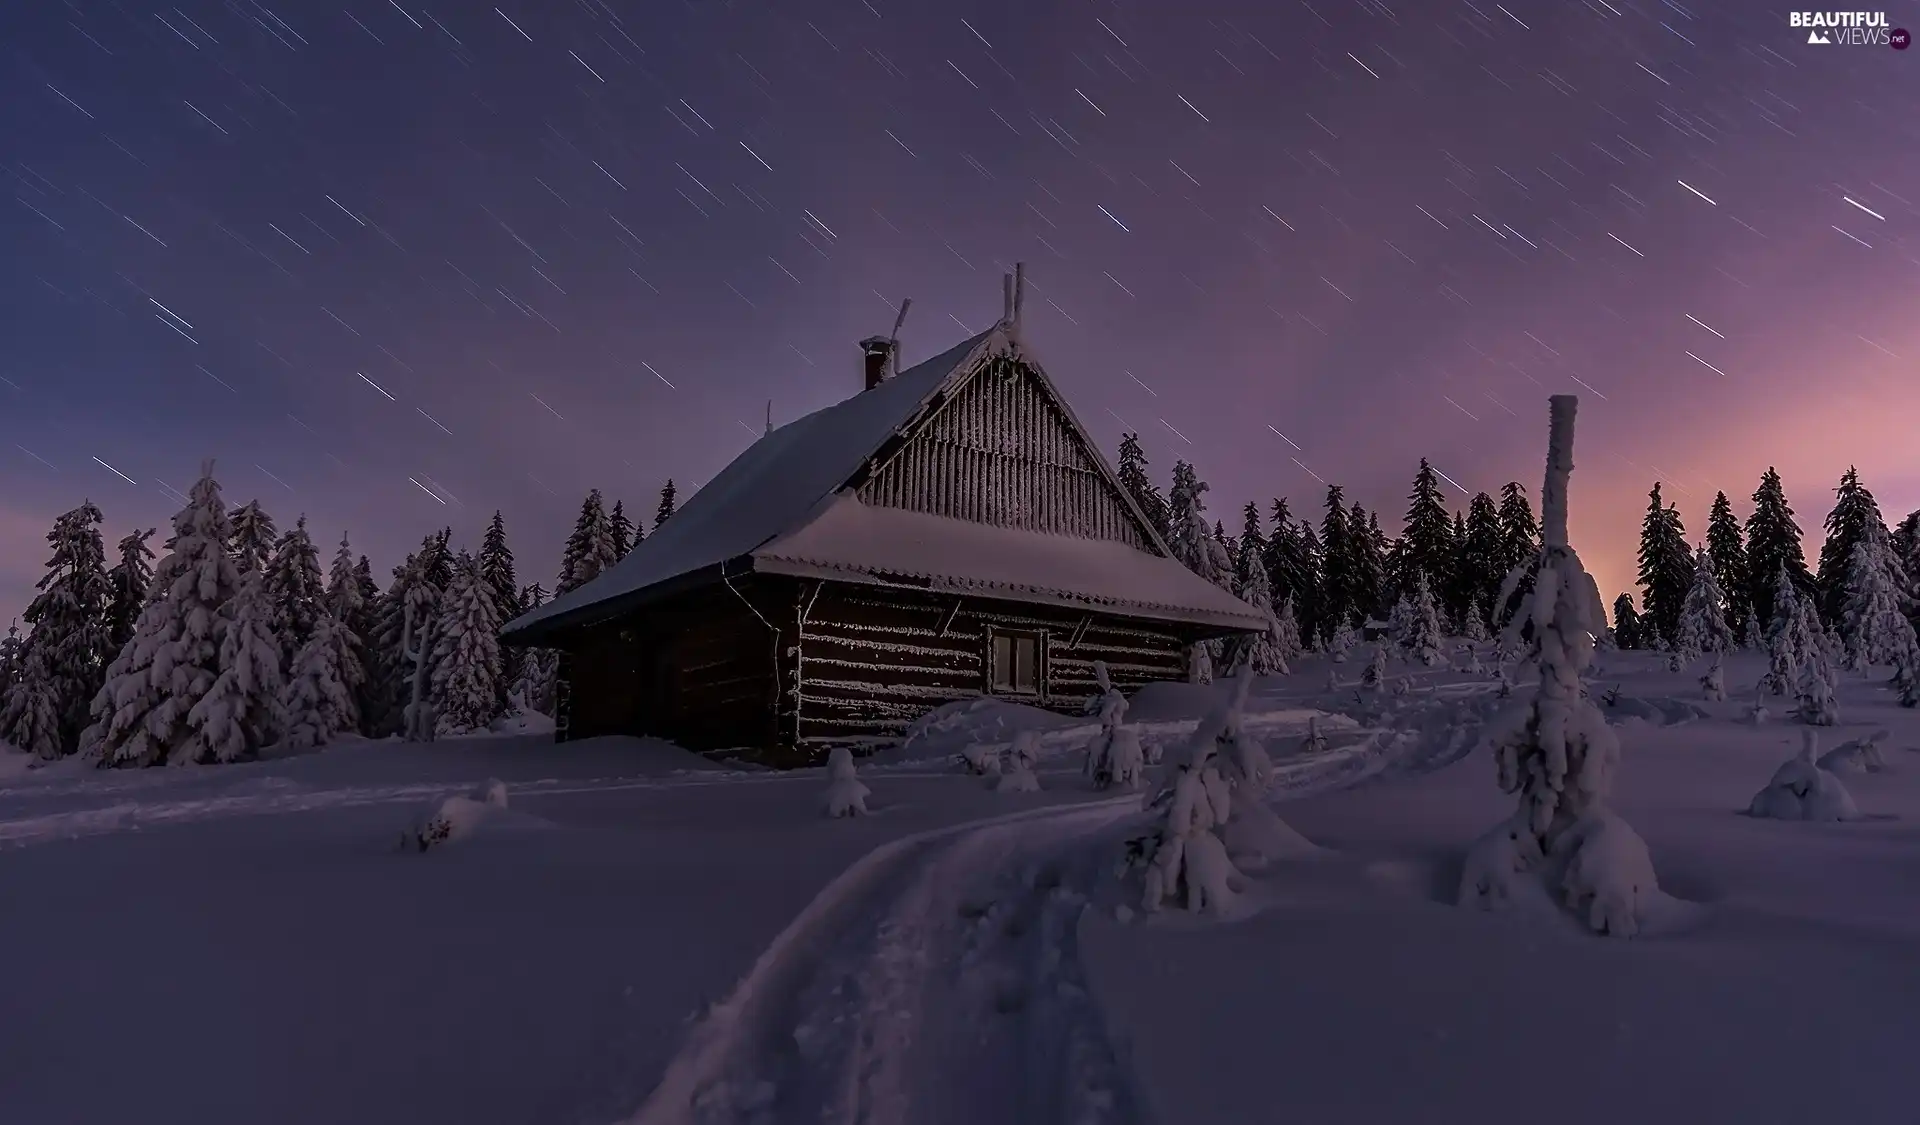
top-left (1350, 502), bottom-right (1387, 624)
top-left (104, 528), bottom-right (157, 658)
top-left (655, 479), bottom-right (678, 531)
top-left (1635, 483), bottom-right (1693, 643)
top-left (1703, 491), bottom-right (1752, 641)
top-left (608, 501), bottom-right (635, 560)
top-left (0, 503), bottom-right (116, 755)
top-left (479, 512), bottom-right (521, 621)
top-left (1318, 486), bottom-right (1353, 635)
top-left (1816, 466), bottom-right (1883, 626)
top-left (1891, 510), bottom-right (1920, 578)
top-left (1390, 459), bottom-right (1456, 606)
top-left (1493, 482), bottom-right (1540, 625)
top-left (1238, 502), bottom-right (1265, 574)
top-left (264, 516), bottom-right (325, 670)
top-left (1294, 519), bottom-right (1324, 641)
top-left (1116, 433), bottom-right (1171, 543)
top-left (1745, 467), bottom-right (1809, 633)
top-left (558, 490), bottom-right (617, 594)
top-left (1611, 593), bottom-right (1644, 649)
top-left (1457, 492), bottom-right (1504, 626)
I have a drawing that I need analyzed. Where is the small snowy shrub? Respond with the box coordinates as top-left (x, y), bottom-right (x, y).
top-left (403, 778), bottom-right (508, 852)
top-left (1104, 727), bottom-right (1145, 790)
top-left (1138, 746), bottom-right (1241, 915)
top-left (1748, 733), bottom-right (1858, 821)
top-left (1361, 644), bottom-right (1388, 690)
top-left (1302, 715), bottom-right (1327, 754)
top-left (1555, 810), bottom-right (1657, 938)
top-left (995, 730), bottom-right (1041, 793)
top-left (1083, 661), bottom-right (1132, 788)
top-left (958, 741), bottom-right (1002, 777)
top-left (823, 746), bottom-right (871, 817)
top-left (1700, 654), bottom-right (1726, 702)
top-left (1328, 622), bottom-right (1355, 663)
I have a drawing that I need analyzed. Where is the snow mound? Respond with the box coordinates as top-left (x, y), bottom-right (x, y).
top-left (402, 778), bottom-right (509, 851)
top-left (1124, 679), bottom-right (1236, 723)
top-left (1748, 734), bottom-right (1860, 821)
top-left (822, 746), bottom-right (870, 818)
top-left (488, 708), bottom-right (556, 736)
top-left (889, 697), bottom-right (1082, 762)
top-left (1817, 729), bottom-right (1890, 775)
top-left (1603, 694), bottom-right (1712, 726)
top-left (1555, 809), bottom-right (1659, 938)
top-left (994, 731), bottom-right (1042, 793)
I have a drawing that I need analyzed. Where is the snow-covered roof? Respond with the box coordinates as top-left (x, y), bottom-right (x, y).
top-left (754, 495), bottom-right (1270, 631)
top-left (502, 324), bottom-right (1264, 642)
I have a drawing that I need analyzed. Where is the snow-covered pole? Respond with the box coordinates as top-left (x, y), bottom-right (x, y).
top-left (1541, 394), bottom-right (1577, 549)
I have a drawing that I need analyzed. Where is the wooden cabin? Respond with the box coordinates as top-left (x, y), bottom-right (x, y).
top-left (499, 267), bottom-right (1267, 763)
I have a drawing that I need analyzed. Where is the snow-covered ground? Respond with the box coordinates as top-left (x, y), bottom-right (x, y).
top-left (3, 647), bottom-right (1915, 1125)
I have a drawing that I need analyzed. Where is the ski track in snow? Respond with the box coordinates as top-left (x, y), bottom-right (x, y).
top-left (631, 799), bottom-right (1153, 1125)
top-left (631, 730), bottom-right (1418, 1125)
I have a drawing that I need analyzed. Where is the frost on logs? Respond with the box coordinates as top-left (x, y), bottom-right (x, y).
top-left (1457, 395), bottom-right (1661, 938)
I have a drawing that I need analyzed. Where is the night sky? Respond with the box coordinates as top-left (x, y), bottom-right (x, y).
top-left (4, 0), bottom-right (1918, 626)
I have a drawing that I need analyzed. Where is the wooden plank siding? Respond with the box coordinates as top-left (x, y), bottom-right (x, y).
top-left (555, 578), bottom-right (786, 752)
top-left (790, 582), bottom-right (1192, 753)
top-left (854, 356), bottom-right (1153, 550)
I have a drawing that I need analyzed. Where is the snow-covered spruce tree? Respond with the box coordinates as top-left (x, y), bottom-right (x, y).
top-left (1115, 433), bottom-right (1172, 543)
top-left (226, 499), bottom-right (278, 576)
top-left (1463, 595), bottom-right (1491, 644)
top-left (84, 467), bottom-right (242, 766)
top-left (1136, 717), bottom-right (1241, 914)
top-left (1701, 653), bottom-right (1727, 701)
top-left (1167, 461), bottom-right (1233, 682)
top-left (478, 511), bottom-right (523, 705)
top-left (607, 500), bottom-right (635, 561)
top-left (1816, 466), bottom-right (1882, 627)
top-left (104, 528), bottom-right (157, 659)
top-left (1459, 396), bottom-right (1659, 938)
top-left (1328, 620), bottom-right (1356, 663)
top-left (0, 622), bottom-right (22, 692)
top-left (1635, 483), bottom-right (1693, 645)
top-left (0, 502), bottom-right (115, 757)
top-left (1673, 547), bottom-right (1734, 665)
top-left (1610, 593), bottom-right (1642, 649)
top-left (1361, 643), bottom-right (1388, 690)
top-left (1272, 595), bottom-right (1304, 666)
top-left (1229, 547), bottom-right (1290, 675)
top-left (1390, 459), bottom-right (1456, 608)
top-left (558, 488), bottom-right (619, 594)
top-left (654, 479), bottom-right (677, 531)
top-left (1386, 594), bottom-right (1415, 650)
top-left (322, 535), bottom-right (371, 706)
top-left (509, 583), bottom-right (557, 715)
top-left (1746, 467), bottom-right (1809, 637)
top-left (1741, 615), bottom-right (1763, 652)
top-left (1401, 572), bottom-right (1445, 667)
top-left (190, 571), bottom-right (287, 762)
top-left (1792, 593), bottom-right (1839, 726)
top-left (1762, 568), bottom-right (1806, 697)
top-left (366, 544), bottom-right (445, 735)
top-left (0, 643), bottom-right (64, 759)
top-left (1492, 482), bottom-right (1541, 629)
top-left (280, 612), bottom-right (360, 749)
top-left (1317, 485), bottom-right (1356, 638)
top-left (1705, 491), bottom-right (1753, 640)
top-left (1083, 660), bottom-right (1134, 788)
top-left (264, 516), bottom-right (325, 671)
top-left (1839, 522), bottom-right (1917, 672)
top-left (429, 553), bottom-right (504, 736)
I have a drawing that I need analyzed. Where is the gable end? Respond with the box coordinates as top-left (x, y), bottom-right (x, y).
top-left (852, 352), bottom-right (1156, 550)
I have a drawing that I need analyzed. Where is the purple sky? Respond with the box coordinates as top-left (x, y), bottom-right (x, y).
top-left (3, 0), bottom-right (1918, 624)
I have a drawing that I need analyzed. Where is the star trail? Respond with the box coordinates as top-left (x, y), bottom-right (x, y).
top-left (2, 0), bottom-right (1918, 620)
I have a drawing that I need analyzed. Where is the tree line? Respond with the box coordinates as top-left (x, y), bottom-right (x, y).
top-left (0, 468), bottom-right (679, 765)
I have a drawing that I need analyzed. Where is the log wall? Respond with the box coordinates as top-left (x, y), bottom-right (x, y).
top-left (556, 579), bottom-right (784, 752)
top-left (790, 582), bottom-right (1191, 754)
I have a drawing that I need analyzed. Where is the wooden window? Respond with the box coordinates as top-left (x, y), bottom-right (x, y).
top-left (990, 631), bottom-right (1041, 695)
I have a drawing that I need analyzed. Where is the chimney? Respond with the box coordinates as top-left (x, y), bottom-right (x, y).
top-left (860, 336), bottom-right (895, 390)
